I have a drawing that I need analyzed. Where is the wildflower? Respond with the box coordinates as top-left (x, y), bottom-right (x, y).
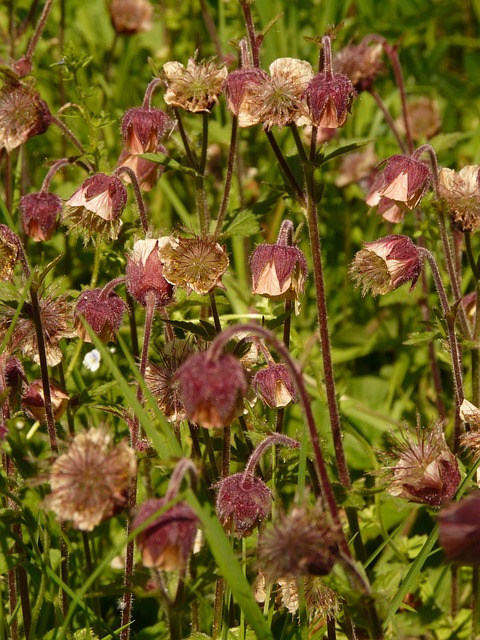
top-left (19, 192), bottom-right (62, 242)
top-left (223, 68), bottom-right (269, 127)
top-left (46, 428), bottom-right (136, 531)
top-left (0, 79), bottom-right (51, 152)
top-left (438, 165), bottom-right (480, 232)
top-left (349, 234), bottom-right (422, 297)
top-left (0, 224), bottom-right (20, 281)
top-left (278, 576), bottom-right (340, 622)
top-left (0, 292), bottom-right (74, 366)
top-left (22, 379), bottom-right (69, 422)
top-left (333, 38), bottom-right (384, 92)
top-left (163, 57), bottom-right (228, 113)
top-left (385, 421), bottom-right (460, 507)
top-left (74, 287), bottom-right (126, 343)
top-left (250, 242), bottom-right (307, 314)
top-left (175, 351), bottom-right (248, 428)
top-left (109, 0), bottom-right (153, 34)
top-left (395, 97), bottom-right (441, 141)
top-left (63, 173), bottom-right (127, 242)
top-left (2, 356), bottom-right (25, 396)
top-left (133, 497), bottom-right (199, 569)
top-left (303, 71), bottom-right (356, 128)
top-left (117, 148), bottom-right (166, 191)
top-left (121, 106), bottom-right (171, 154)
top-left (158, 235), bottom-right (229, 295)
top-left (459, 400), bottom-right (480, 458)
top-left (368, 154), bottom-right (431, 210)
top-left (126, 238), bottom-right (174, 307)
top-left (460, 399), bottom-right (480, 429)
top-left (226, 58), bottom-right (314, 130)
top-left (253, 362), bottom-right (297, 408)
top-left (83, 349), bottom-right (101, 372)
top-left (258, 505), bottom-right (339, 579)
top-left (438, 491), bottom-right (480, 564)
top-left (214, 472), bottom-right (272, 537)
top-left (144, 339), bottom-right (192, 423)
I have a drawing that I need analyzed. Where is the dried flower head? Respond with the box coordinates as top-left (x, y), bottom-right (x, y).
top-left (133, 497), bottom-right (199, 569)
top-left (109, 0), bottom-right (153, 34)
top-left (333, 39), bottom-right (384, 92)
top-left (250, 243), bottom-right (307, 313)
top-left (46, 429), bottom-right (136, 531)
top-left (349, 234), bottom-right (422, 297)
top-left (228, 58), bottom-right (314, 130)
top-left (175, 351), bottom-right (248, 428)
top-left (126, 238), bottom-right (174, 307)
top-left (158, 235), bottom-right (229, 295)
top-left (303, 71), bottom-right (356, 128)
top-left (0, 292), bottom-right (74, 366)
top-left (21, 379), bottom-right (69, 422)
top-left (278, 576), bottom-right (340, 623)
top-left (438, 165), bottom-right (480, 232)
top-left (368, 154), bottom-right (431, 210)
top-left (163, 57), bottom-right (228, 113)
top-left (385, 421), bottom-right (460, 507)
top-left (438, 491), bottom-right (480, 565)
top-left (0, 224), bottom-right (20, 281)
top-left (396, 97), bottom-right (441, 141)
top-left (20, 192), bottom-right (62, 242)
top-left (253, 362), bottom-right (297, 408)
top-left (258, 505), bottom-right (339, 579)
top-left (63, 173), bottom-right (127, 242)
top-left (0, 79), bottom-right (51, 152)
top-left (144, 339), bottom-right (193, 423)
top-left (74, 287), bottom-right (126, 343)
top-left (214, 472), bottom-right (272, 537)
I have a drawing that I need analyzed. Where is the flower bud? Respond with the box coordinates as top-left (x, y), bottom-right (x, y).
top-left (175, 351), bottom-right (248, 428)
top-left (126, 238), bottom-right (174, 307)
top-left (438, 491), bottom-right (480, 564)
top-left (74, 287), bottom-right (126, 343)
top-left (349, 234), bottom-right (422, 297)
top-left (253, 362), bottom-right (297, 408)
top-left (333, 39), bottom-right (384, 92)
top-left (22, 379), bottom-right (69, 422)
top-left (109, 0), bottom-right (153, 35)
top-left (133, 498), bottom-right (199, 570)
top-left (20, 192), bottom-right (62, 242)
top-left (214, 472), bottom-right (272, 538)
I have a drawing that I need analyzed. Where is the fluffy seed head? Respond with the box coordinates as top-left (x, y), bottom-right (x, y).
top-left (163, 57), bottom-right (228, 113)
top-left (333, 39), bottom-right (384, 92)
top-left (438, 165), bottom-right (480, 232)
top-left (109, 0), bottom-right (153, 34)
top-left (0, 224), bottom-right (20, 281)
top-left (0, 80), bottom-right (51, 152)
top-left (74, 287), bottom-right (126, 343)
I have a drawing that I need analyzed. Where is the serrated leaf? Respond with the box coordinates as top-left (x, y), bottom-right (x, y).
top-left (221, 208), bottom-right (261, 237)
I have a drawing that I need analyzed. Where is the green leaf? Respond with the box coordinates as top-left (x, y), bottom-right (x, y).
top-left (221, 208), bottom-right (261, 237)
top-left (141, 152), bottom-right (201, 177)
top-left (320, 139), bottom-right (372, 165)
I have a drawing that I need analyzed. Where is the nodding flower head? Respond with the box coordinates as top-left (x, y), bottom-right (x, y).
top-left (133, 497), bottom-right (199, 570)
top-left (214, 472), bottom-right (272, 538)
top-left (253, 362), bottom-right (297, 408)
top-left (74, 287), bottom-right (126, 343)
top-left (333, 38), bottom-right (384, 92)
top-left (303, 71), bottom-right (356, 128)
top-left (438, 491), bottom-right (480, 565)
top-left (109, 0), bottom-right (153, 35)
top-left (20, 192), bottom-right (62, 242)
top-left (368, 154), bottom-right (431, 211)
top-left (349, 234), bottom-right (422, 297)
top-left (121, 106), bottom-right (171, 154)
top-left (22, 379), bottom-right (69, 422)
top-left (63, 173), bottom-right (127, 243)
top-left (175, 351), bottom-right (248, 428)
top-left (126, 238), bottom-right (174, 307)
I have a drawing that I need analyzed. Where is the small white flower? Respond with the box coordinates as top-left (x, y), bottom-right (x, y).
top-left (83, 349), bottom-right (101, 372)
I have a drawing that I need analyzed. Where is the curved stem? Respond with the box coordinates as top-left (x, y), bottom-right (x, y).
top-left (114, 165), bottom-right (150, 234)
top-left (24, 0), bottom-right (54, 63)
top-left (143, 78), bottom-right (164, 109)
top-left (243, 433), bottom-right (299, 477)
top-left (368, 88), bottom-right (408, 154)
top-left (41, 158), bottom-right (72, 192)
top-left (51, 116), bottom-right (92, 167)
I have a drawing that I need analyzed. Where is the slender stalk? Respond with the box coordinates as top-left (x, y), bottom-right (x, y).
top-left (264, 129), bottom-right (306, 207)
top-left (368, 88), bottom-right (408, 154)
top-left (213, 115), bottom-right (238, 239)
top-left (143, 78), bottom-right (164, 109)
top-left (41, 158), bottom-right (72, 192)
top-left (24, 0), bottom-right (54, 64)
top-left (114, 165), bottom-right (150, 234)
top-left (239, 0), bottom-right (260, 67)
top-left (243, 434), bottom-right (299, 477)
top-left (51, 116), bottom-right (92, 166)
